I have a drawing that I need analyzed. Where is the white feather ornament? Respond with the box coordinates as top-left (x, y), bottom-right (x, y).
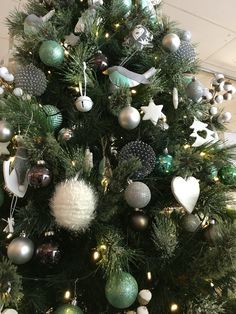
top-left (50, 179), bottom-right (97, 232)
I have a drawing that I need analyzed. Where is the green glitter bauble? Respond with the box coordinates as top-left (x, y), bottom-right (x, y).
top-left (219, 164), bottom-right (236, 185)
top-left (42, 105), bottom-right (63, 130)
top-left (105, 271), bottom-right (138, 309)
top-left (0, 187), bottom-right (4, 207)
top-left (155, 154), bottom-right (173, 174)
top-left (54, 304), bottom-right (83, 314)
top-left (39, 40), bottom-right (64, 67)
top-left (205, 164), bottom-right (218, 182)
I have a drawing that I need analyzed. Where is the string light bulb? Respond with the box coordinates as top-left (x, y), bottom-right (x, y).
top-left (131, 89), bottom-right (137, 94)
top-left (114, 23), bottom-right (120, 28)
top-left (200, 152), bottom-right (206, 157)
top-left (170, 303), bottom-right (179, 312)
top-left (105, 33), bottom-right (110, 39)
top-left (92, 250), bottom-right (101, 262)
top-left (147, 272), bottom-right (152, 281)
top-left (183, 144), bottom-right (190, 149)
top-left (64, 290), bottom-right (71, 300)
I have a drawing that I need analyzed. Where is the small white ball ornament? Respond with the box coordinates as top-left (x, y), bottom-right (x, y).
top-left (2, 309), bottom-right (18, 314)
top-left (13, 88), bottom-right (24, 97)
top-left (215, 95), bottom-right (223, 104)
top-left (2, 73), bottom-right (14, 82)
top-left (138, 289), bottom-right (152, 306)
top-left (50, 178), bottom-right (97, 232)
top-left (0, 67), bottom-right (9, 77)
top-left (222, 112), bottom-right (232, 123)
top-left (209, 106), bottom-right (218, 116)
top-left (137, 306), bottom-right (149, 314)
top-left (75, 96), bottom-right (93, 112)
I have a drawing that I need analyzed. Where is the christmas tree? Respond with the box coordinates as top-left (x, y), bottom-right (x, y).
top-left (1, 0), bottom-right (236, 313)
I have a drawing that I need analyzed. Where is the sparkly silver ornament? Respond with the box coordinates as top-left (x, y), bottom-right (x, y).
top-left (118, 106), bottom-right (141, 130)
top-left (124, 181), bottom-right (151, 209)
top-left (181, 30), bottom-right (192, 42)
top-left (75, 96), bottom-right (93, 112)
top-left (186, 77), bottom-right (204, 102)
top-left (170, 41), bottom-right (196, 64)
top-left (7, 235), bottom-right (34, 264)
top-left (57, 128), bottom-right (74, 143)
top-left (181, 214), bottom-right (201, 232)
top-left (162, 33), bottom-right (181, 52)
top-left (0, 120), bottom-right (13, 143)
top-left (126, 25), bottom-right (153, 50)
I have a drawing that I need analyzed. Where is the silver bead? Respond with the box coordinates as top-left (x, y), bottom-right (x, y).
top-left (124, 182), bottom-right (151, 208)
top-left (0, 120), bottom-right (13, 142)
top-left (118, 106), bottom-right (141, 130)
top-left (162, 33), bottom-right (181, 52)
top-left (7, 236), bottom-right (34, 264)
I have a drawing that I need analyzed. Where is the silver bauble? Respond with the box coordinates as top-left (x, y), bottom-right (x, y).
top-left (0, 120), bottom-right (13, 142)
top-left (186, 77), bottom-right (204, 102)
top-left (124, 182), bottom-right (151, 208)
top-left (181, 214), bottom-right (201, 232)
top-left (57, 128), bottom-right (74, 143)
top-left (138, 289), bottom-right (152, 306)
top-left (75, 96), bottom-right (93, 112)
top-left (118, 106), bottom-right (141, 130)
top-left (162, 33), bottom-right (181, 52)
top-left (182, 30), bottom-right (192, 42)
top-left (7, 236), bottom-right (34, 264)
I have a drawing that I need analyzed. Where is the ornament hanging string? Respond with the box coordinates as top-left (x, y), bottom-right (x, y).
top-left (79, 62), bottom-right (88, 97)
top-left (2, 193), bottom-right (17, 234)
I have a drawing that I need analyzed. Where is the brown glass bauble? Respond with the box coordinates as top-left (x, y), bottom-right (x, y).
top-left (129, 210), bottom-right (149, 231)
top-left (28, 160), bottom-right (51, 188)
top-left (35, 231), bottom-right (61, 266)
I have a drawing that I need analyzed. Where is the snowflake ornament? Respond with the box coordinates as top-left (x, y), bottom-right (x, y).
top-left (141, 99), bottom-right (166, 125)
top-left (190, 117), bottom-right (217, 147)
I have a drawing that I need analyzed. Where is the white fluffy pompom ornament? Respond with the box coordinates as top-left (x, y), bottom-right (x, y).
top-left (50, 178), bottom-right (97, 232)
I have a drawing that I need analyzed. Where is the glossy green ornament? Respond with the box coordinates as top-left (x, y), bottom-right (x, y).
top-left (105, 271), bottom-right (138, 309)
top-left (54, 304), bottom-right (83, 314)
top-left (39, 40), bottom-right (64, 67)
top-left (42, 105), bottom-right (63, 130)
top-left (155, 154), bottom-right (173, 174)
top-left (219, 164), bottom-right (236, 185)
top-left (0, 187), bottom-right (5, 207)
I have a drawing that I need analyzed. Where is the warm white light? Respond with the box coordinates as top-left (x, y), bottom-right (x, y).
top-left (64, 290), bottom-right (71, 299)
top-left (93, 251), bottom-right (101, 261)
top-left (170, 303), bottom-right (179, 312)
top-left (147, 272), bottom-right (152, 281)
top-left (105, 33), bottom-right (110, 39)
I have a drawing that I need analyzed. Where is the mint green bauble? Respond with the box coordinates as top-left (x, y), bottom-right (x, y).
top-left (0, 187), bottom-right (5, 207)
top-left (43, 105), bottom-right (63, 130)
top-left (219, 164), bottom-right (236, 185)
top-left (105, 272), bottom-right (138, 309)
top-left (54, 304), bottom-right (83, 314)
top-left (155, 154), bottom-right (173, 174)
top-left (122, 0), bottom-right (132, 13)
top-left (39, 40), bottom-right (64, 67)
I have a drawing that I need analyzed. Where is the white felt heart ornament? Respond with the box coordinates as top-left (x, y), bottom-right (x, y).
top-left (171, 176), bottom-right (200, 213)
top-left (2, 309), bottom-right (18, 314)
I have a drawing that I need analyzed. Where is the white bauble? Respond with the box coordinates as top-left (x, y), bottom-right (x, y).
top-left (0, 86), bottom-right (5, 97)
top-left (137, 306), bottom-right (149, 314)
top-left (75, 96), bottom-right (93, 112)
top-left (224, 81), bottom-right (233, 91)
top-left (214, 73), bottom-right (224, 81)
top-left (0, 67), bottom-right (9, 77)
top-left (215, 95), bottom-right (223, 104)
top-left (13, 88), bottom-right (24, 97)
top-left (2, 73), bottom-right (14, 82)
top-left (138, 289), bottom-right (152, 306)
top-left (209, 106), bottom-right (218, 116)
top-left (222, 111), bottom-right (232, 122)
top-left (2, 309), bottom-right (18, 314)
top-left (50, 179), bottom-right (97, 232)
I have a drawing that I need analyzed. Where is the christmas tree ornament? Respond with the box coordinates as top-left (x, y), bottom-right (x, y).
top-left (141, 99), bottom-right (166, 126)
top-left (138, 0), bottom-right (157, 23)
top-left (205, 164), bottom-right (218, 182)
top-left (170, 41), bottom-right (196, 64)
top-left (35, 231), bottom-right (61, 265)
top-left (129, 209), bottom-right (149, 230)
top-left (181, 30), bottom-right (192, 42)
top-left (171, 176), bottom-right (200, 213)
top-left (120, 0), bottom-right (132, 14)
top-left (104, 66), bottom-right (157, 88)
top-left (190, 118), bottom-right (217, 147)
top-left (138, 289), bottom-right (152, 306)
top-left (219, 164), bottom-right (236, 185)
top-left (24, 10), bottom-right (55, 35)
top-left (221, 112), bottom-right (232, 123)
top-left (125, 25), bottom-right (153, 50)
top-left (119, 141), bottom-right (156, 179)
top-left (204, 220), bottom-right (222, 245)
top-left (155, 152), bottom-right (173, 174)
top-left (105, 271), bottom-right (138, 309)
top-left (223, 81), bottom-right (233, 91)
top-left (223, 92), bottom-right (232, 101)
top-left (74, 6), bottom-right (102, 34)
top-left (50, 178), bottom-right (97, 232)
top-left (88, 0), bottom-right (103, 6)
top-left (28, 160), bottom-right (52, 188)
top-left (14, 64), bottom-right (47, 96)
top-left (0, 142), bottom-right (10, 156)
top-left (90, 51), bottom-right (108, 71)
top-left (118, 105), bottom-right (141, 130)
top-left (137, 306), bottom-right (149, 314)
top-left (215, 94), bottom-right (223, 104)
top-left (226, 192), bottom-right (236, 220)
top-left (57, 128), bottom-right (74, 143)
top-left (39, 40), bottom-right (64, 67)
top-left (0, 187), bottom-right (4, 207)
top-left (162, 33), bottom-right (181, 52)
top-left (54, 304), bottom-right (83, 314)
top-left (42, 105), bottom-right (63, 130)
top-left (64, 33), bottom-right (80, 47)
top-left (202, 88), bottom-right (213, 101)
top-left (209, 106), bottom-right (218, 116)
top-left (186, 77), bottom-right (204, 102)
top-left (2, 310), bottom-right (18, 314)
top-left (75, 96), bottom-right (93, 112)
top-left (0, 120), bottom-right (13, 142)
top-left (13, 87), bottom-right (23, 97)
top-left (173, 87), bottom-right (179, 109)
top-left (0, 66), bottom-right (9, 77)
top-left (181, 214), bottom-right (201, 232)
top-left (7, 234), bottom-right (34, 265)
top-left (125, 182), bottom-right (151, 208)
top-left (84, 147), bottom-right (94, 174)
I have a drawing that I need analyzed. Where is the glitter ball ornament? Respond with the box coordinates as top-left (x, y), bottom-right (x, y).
top-left (7, 235), bottom-right (34, 265)
top-left (155, 153), bottom-right (173, 174)
top-left (219, 164), bottom-right (236, 185)
top-left (35, 231), bottom-right (61, 265)
top-left (105, 271), bottom-right (138, 309)
top-left (50, 179), bottom-right (97, 232)
top-left (54, 304), bottom-right (83, 314)
top-left (28, 160), bottom-right (52, 188)
top-left (129, 210), bottom-right (149, 231)
top-left (14, 64), bottom-right (47, 96)
top-left (125, 182), bottom-right (151, 208)
top-left (181, 214), bottom-right (201, 232)
top-left (170, 41), bottom-right (196, 64)
top-left (42, 105), bottom-right (63, 130)
top-left (119, 141), bottom-right (156, 179)
top-left (205, 164), bottom-right (218, 182)
top-left (39, 40), bottom-right (64, 67)
top-left (0, 120), bottom-right (13, 142)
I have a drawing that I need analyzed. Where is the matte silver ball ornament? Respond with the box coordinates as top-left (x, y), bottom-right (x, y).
top-left (118, 106), bottom-right (141, 130)
top-left (7, 235), bottom-right (34, 264)
top-left (75, 96), bottom-right (93, 112)
top-left (186, 77), bottom-right (204, 102)
top-left (162, 33), bottom-right (181, 52)
top-left (0, 120), bottom-right (13, 142)
top-left (125, 181), bottom-right (151, 208)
